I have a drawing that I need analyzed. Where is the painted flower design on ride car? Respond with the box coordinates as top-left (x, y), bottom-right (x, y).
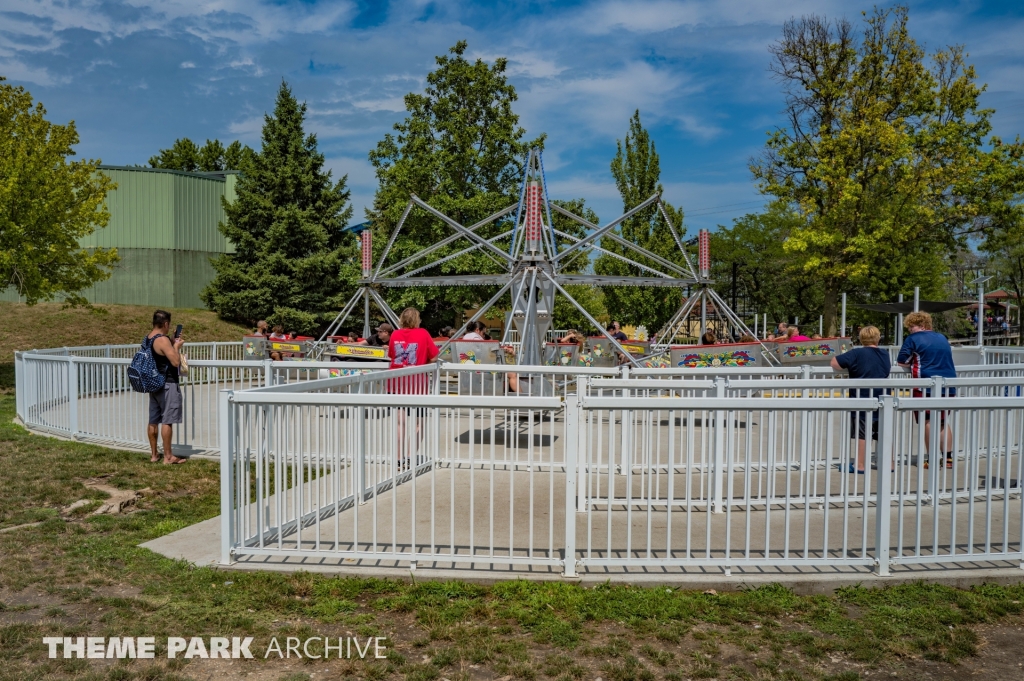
top-left (678, 351), bottom-right (755, 368)
top-left (459, 350), bottom-right (478, 364)
top-left (782, 343), bottom-right (836, 358)
top-left (643, 354), bottom-right (671, 369)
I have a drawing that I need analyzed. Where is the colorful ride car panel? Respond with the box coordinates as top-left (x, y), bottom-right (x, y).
top-left (325, 343), bottom-right (387, 360)
top-left (773, 337), bottom-right (852, 366)
top-left (242, 335), bottom-right (267, 360)
top-left (449, 340), bottom-right (508, 365)
top-left (669, 342), bottom-right (764, 369)
top-left (640, 353), bottom-right (671, 369)
top-left (434, 339), bottom-right (453, 363)
top-left (544, 343), bottom-right (580, 367)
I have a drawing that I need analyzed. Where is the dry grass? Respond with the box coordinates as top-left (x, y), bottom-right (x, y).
top-left (0, 302), bottom-right (247, 362)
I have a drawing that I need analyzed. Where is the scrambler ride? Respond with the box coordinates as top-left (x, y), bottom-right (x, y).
top-left (251, 148), bottom-right (850, 369)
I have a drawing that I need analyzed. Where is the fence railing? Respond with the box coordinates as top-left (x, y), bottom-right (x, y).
top-left (14, 352), bottom-right (387, 451)
top-left (13, 345), bottom-right (1024, 575)
top-left (217, 371), bottom-right (1024, 575)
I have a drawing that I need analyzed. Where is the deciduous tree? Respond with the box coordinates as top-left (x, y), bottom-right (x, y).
top-left (0, 77), bottom-right (118, 306)
top-left (752, 6), bottom-right (1024, 335)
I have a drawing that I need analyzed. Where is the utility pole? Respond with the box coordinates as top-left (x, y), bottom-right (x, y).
top-left (973, 275), bottom-right (993, 347)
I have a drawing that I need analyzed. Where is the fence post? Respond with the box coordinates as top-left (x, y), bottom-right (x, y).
top-left (264, 359), bottom-right (274, 387)
top-left (68, 356), bottom-right (79, 439)
top-left (358, 405), bottom-right (368, 504)
top-left (874, 395), bottom-right (894, 576)
top-left (563, 391), bottom-right (579, 577)
top-left (712, 376), bottom-right (726, 513)
top-left (219, 390), bottom-right (235, 565)
top-left (577, 377), bottom-right (588, 514)
top-left (212, 343), bottom-right (218, 361)
top-left (14, 352), bottom-right (24, 421)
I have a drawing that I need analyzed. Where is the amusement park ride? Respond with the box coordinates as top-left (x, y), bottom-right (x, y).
top-left (318, 148), bottom-right (765, 367)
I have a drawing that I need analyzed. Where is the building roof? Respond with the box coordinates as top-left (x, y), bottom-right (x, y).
top-left (98, 165), bottom-right (241, 181)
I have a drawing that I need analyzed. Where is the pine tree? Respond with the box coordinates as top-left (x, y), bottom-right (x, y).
top-left (201, 82), bottom-right (357, 334)
top-left (594, 110), bottom-right (685, 332)
top-left (150, 137), bottom-right (255, 172)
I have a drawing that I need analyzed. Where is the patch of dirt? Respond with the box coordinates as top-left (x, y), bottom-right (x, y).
top-left (60, 475), bottom-right (155, 516)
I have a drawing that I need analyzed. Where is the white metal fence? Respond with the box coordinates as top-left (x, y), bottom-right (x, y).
top-left (216, 369), bottom-right (1024, 575)
top-left (14, 351), bottom-right (387, 451)
top-left (13, 344), bottom-right (1024, 576)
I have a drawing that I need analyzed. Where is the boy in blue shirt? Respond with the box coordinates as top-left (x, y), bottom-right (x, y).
top-left (832, 325), bottom-right (890, 473)
top-left (897, 311), bottom-right (956, 468)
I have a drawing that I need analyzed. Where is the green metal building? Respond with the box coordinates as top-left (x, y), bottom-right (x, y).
top-left (2, 165), bottom-right (238, 308)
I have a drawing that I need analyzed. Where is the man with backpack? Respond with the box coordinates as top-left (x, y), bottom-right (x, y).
top-left (136, 310), bottom-right (187, 464)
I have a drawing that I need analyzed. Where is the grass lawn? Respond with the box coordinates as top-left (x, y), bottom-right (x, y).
top-left (2, 388), bottom-right (1024, 681)
top-left (0, 302), bottom-right (248, 359)
top-left (3, 303), bottom-right (1024, 679)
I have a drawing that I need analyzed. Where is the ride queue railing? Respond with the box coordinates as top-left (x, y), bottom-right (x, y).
top-left (217, 369), bottom-right (1024, 576)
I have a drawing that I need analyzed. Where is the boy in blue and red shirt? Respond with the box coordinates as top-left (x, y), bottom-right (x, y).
top-left (897, 311), bottom-right (957, 468)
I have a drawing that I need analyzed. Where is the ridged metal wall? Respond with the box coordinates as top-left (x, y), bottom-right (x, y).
top-left (2, 166), bottom-right (239, 307)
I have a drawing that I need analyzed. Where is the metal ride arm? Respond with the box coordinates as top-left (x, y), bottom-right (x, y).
top-left (556, 275), bottom-right (694, 288)
top-left (410, 196), bottom-right (516, 267)
top-left (399, 230), bottom-right (514, 279)
top-left (654, 292), bottom-right (702, 347)
top-left (377, 204), bottom-right (517, 278)
top-left (552, 229), bottom-right (674, 279)
top-left (374, 274), bottom-right (510, 287)
top-left (539, 270), bottom-right (642, 368)
top-left (500, 271), bottom-right (532, 344)
top-left (319, 288), bottom-right (365, 343)
top-left (550, 203), bottom-right (690, 277)
top-left (374, 201), bottom-right (414, 281)
top-left (704, 286), bottom-right (779, 365)
top-left (509, 151), bottom-right (531, 256)
top-left (434, 277), bottom-right (518, 361)
top-left (657, 200), bottom-right (700, 280)
top-left (552, 193), bottom-right (662, 263)
top-left (367, 288), bottom-right (402, 329)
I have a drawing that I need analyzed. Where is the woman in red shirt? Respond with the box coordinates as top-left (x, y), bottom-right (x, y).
top-left (388, 308), bottom-right (439, 470)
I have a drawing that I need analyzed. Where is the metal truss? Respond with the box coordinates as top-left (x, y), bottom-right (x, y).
top-left (357, 146), bottom-right (750, 366)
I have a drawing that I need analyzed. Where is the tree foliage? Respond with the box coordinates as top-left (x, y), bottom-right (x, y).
top-left (0, 77), bottom-right (118, 306)
top-left (751, 6), bottom-right (1024, 335)
top-left (149, 137), bottom-right (255, 172)
top-left (710, 204), bottom-right (821, 325)
top-left (981, 206), bottom-right (1024, 334)
top-left (367, 41), bottom-right (544, 331)
top-left (201, 82), bottom-right (357, 333)
top-left (594, 110), bottom-right (685, 331)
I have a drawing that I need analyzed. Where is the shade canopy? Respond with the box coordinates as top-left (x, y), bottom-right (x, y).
top-left (852, 300), bottom-right (972, 314)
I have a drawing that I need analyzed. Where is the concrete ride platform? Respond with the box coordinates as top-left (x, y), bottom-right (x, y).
top-left (141, 459), bottom-right (1024, 595)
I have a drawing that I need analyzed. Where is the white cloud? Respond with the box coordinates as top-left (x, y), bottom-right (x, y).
top-left (0, 58), bottom-right (64, 86)
top-left (520, 60), bottom-right (696, 140)
top-left (227, 116), bottom-right (264, 142)
top-left (180, 61), bottom-right (195, 68)
top-left (574, 0), bottom-right (848, 35)
top-left (350, 96), bottom-right (407, 113)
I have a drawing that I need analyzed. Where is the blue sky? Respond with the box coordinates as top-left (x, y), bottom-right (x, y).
top-left (3, 0), bottom-right (1023, 234)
